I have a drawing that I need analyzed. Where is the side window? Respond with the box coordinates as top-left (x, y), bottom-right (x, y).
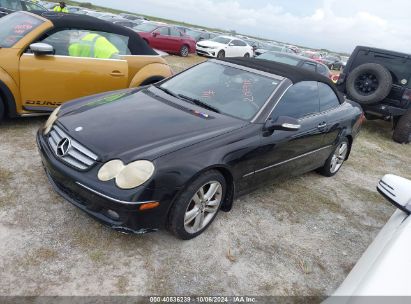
top-left (318, 82), bottom-right (340, 112)
top-left (24, 2), bottom-right (45, 11)
top-left (236, 40), bottom-right (247, 47)
top-left (40, 29), bottom-right (131, 58)
top-left (231, 40), bottom-right (241, 46)
top-left (271, 81), bottom-right (320, 120)
top-left (301, 62), bottom-right (317, 72)
top-left (317, 64), bottom-right (327, 76)
top-left (170, 27), bottom-right (182, 37)
top-left (156, 27), bottom-right (169, 36)
top-left (0, 0), bottom-right (23, 10)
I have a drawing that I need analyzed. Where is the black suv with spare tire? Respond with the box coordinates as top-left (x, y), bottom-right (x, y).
top-left (337, 46), bottom-right (411, 143)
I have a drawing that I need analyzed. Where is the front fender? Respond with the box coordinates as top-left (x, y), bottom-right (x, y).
top-left (129, 63), bottom-right (173, 87)
top-left (0, 68), bottom-right (20, 117)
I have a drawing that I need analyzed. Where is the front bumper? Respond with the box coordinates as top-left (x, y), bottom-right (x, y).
top-left (36, 130), bottom-right (178, 234)
top-left (196, 46), bottom-right (217, 57)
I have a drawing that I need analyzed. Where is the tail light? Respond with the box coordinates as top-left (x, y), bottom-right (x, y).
top-left (331, 74), bottom-right (340, 83)
top-left (359, 112), bottom-right (366, 124)
top-left (401, 88), bottom-right (411, 103)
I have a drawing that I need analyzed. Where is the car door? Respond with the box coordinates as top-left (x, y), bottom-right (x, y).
top-left (169, 27), bottom-right (184, 53)
top-left (225, 39), bottom-right (236, 57)
top-left (236, 40), bottom-right (249, 56)
top-left (253, 81), bottom-right (330, 185)
top-left (231, 39), bottom-right (245, 56)
top-left (150, 27), bottom-right (171, 52)
top-left (318, 82), bottom-right (344, 146)
top-left (19, 29), bottom-right (128, 111)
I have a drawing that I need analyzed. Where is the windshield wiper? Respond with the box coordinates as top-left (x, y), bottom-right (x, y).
top-left (177, 94), bottom-right (220, 113)
top-left (157, 86), bottom-right (180, 99)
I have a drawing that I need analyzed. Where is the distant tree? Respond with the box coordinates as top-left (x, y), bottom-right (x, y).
top-left (229, 30), bottom-right (237, 35)
top-left (79, 2), bottom-right (93, 8)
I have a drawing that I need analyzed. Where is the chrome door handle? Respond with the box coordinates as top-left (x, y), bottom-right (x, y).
top-left (110, 71), bottom-right (125, 77)
top-left (318, 122), bottom-right (327, 129)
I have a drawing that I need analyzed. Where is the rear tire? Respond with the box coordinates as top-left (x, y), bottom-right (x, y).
top-left (217, 50), bottom-right (225, 59)
top-left (180, 45), bottom-right (189, 57)
top-left (244, 53), bottom-right (250, 58)
top-left (168, 170), bottom-right (226, 240)
top-left (393, 110), bottom-right (411, 144)
top-left (317, 138), bottom-right (350, 177)
top-left (346, 63), bottom-right (392, 105)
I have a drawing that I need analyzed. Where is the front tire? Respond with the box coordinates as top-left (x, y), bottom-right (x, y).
top-left (168, 170), bottom-right (226, 240)
top-left (317, 138), bottom-right (350, 177)
top-left (217, 50), bottom-right (225, 59)
top-left (180, 45), bottom-right (189, 57)
top-left (393, 110), bottom-right (411, 144)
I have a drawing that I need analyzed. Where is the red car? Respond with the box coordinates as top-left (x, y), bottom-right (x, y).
top-left (135, 22), bottom-right (196, 57)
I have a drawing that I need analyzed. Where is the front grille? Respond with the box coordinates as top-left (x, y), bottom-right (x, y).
top-left (197, 50), bottom-right (209, 55)
top-left (197, 44), bottom-right (209, 49)
top-left (47, 125), bottom-right (98, 171)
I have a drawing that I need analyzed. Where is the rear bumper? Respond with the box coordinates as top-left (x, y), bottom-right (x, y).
top-left (363, 104), bottom-right (407, 117)
top-left (36, 130), bottom-right (179, 234)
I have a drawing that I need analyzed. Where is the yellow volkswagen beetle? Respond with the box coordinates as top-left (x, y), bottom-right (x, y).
top-left (0, 11), bottom-right (173, 121)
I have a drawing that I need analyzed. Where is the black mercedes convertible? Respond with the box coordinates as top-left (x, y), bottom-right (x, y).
top-left (37, 58), bottom-right (364, 239)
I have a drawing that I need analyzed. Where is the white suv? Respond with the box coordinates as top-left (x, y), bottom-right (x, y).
top-left (196, 36), bottom-right (253, 58)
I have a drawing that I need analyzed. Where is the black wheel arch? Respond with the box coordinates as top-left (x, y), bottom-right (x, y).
top-left (0, 80), bottom-right (17, 118)
top-left (140, 76), bottom-right (166, 86)
top-left (165, 165), bottom-right (236, 221)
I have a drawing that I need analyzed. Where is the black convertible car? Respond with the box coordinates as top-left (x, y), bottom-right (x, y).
top-left (37, 58), bottom-right (364, 239)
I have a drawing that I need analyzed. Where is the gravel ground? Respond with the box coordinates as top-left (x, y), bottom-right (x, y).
top-left (0, 55), bottom-right (410, 296)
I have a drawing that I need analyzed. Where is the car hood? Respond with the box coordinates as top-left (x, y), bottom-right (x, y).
top-left (197, 41), bottom-right (226, 48)
top-left (57, 87), bottom-right (247, 163)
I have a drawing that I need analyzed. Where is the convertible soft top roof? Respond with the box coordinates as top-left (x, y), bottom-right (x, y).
top-left (30, 11), bottom-right (157, 56)
top-left (220, 57), bottom-right (344, 102)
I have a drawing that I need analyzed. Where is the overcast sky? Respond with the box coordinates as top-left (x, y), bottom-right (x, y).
top-left (78, 0), bottom-right (411, 53)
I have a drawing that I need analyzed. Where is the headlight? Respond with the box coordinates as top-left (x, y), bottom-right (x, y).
top-left (97, 160), bottom-right (155, 190)
top-left (43, 106), bottom-right (61, 135)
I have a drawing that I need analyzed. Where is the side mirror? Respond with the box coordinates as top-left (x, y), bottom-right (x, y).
top-left (29, 43), bottom-right (54, 55)
top-left (264, 116), bottom-right (301, 133)
top-left (377, 174), bottom-right (411, 214)
top-left (229, 43), bottom-right (234, 46)
top-left (152, 32), bottom-right (159, 37)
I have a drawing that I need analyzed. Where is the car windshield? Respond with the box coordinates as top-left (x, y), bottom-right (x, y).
top-left (0, 12), bottom-right (44, 48)
top-left (134, 23), bottom-right (158, 32)
top-left (159, 61), bottom-right (280, 120)
top-left (211, 37), bottom-right (231, 44)
top-left (257, 52), bottom-right (301, 66)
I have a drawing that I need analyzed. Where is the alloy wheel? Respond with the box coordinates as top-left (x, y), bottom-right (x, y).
top-left (181, 46), bottom-right (189, 57)
top-left (330, 142), bottom-right (348, 174)
top-left (354, 73), bottom-right (379, 96)
top-left (184, 181), bottom-right (222, 234)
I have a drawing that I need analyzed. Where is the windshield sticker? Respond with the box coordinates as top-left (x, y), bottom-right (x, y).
top-left (242, 80), bottom-right (259, 108)
top-left (201, 89), bottom-right (215, 98)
